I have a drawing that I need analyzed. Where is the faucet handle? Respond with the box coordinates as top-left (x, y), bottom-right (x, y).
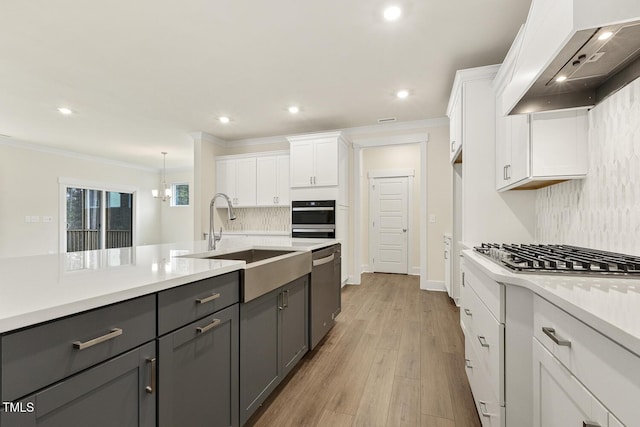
top-left (214, 227), bottom-right (223, 242)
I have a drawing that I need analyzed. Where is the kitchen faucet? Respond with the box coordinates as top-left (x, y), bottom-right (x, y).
top-left (209, 193), bottom-right (237, 250)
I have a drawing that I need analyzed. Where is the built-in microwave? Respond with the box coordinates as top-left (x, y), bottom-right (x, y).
top-left (291, 200), bottom-right (335, 238)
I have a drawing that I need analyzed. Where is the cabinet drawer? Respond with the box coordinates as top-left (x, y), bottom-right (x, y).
top-left (460, 274), bottom-right (474, 337)
top-left (463, 262), bottom-right (504, 322)
top-left (466, 283), bottom-right (504, 402)
top-left (465, 334), bottom-right (502, 427)
top-left (534, 295), bottom-right (640, 425)
top-left (158, 272), bottom-right (240, 335)
top-left (2, 295), bottom-right (155, 401)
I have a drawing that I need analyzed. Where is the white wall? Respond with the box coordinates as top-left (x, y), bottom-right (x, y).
top-left (535, 77), bottom-right (640, 255)
top-left (161, 169), bottom-right (194, 243)
top-left (0, 142), bottom-right (162, 257)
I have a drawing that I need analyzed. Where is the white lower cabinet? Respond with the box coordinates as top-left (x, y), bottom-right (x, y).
top-left (444, 235), bottom-right (452, 297)
top-left (533, 295), bottom-right (639, 426)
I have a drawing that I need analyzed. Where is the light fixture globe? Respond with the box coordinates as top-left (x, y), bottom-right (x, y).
top-left (152, 152), bottom-right (171, 202)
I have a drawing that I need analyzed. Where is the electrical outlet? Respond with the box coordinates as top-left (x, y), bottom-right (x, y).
top-left (24, 216), bottom-right (31, 223)
top-left (429, 214), bottom-right (437, 223)
top-left (43, 216), bottom-right (53, 223)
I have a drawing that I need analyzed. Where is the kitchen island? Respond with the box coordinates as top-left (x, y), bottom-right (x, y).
top-left (0, 236), bottom-right (338, 427)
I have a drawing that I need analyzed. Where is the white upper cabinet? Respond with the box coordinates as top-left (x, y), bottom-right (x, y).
top-left (289, 132), bottom-right (344, 188)
top-left (215, 157), bottom-right (257, 207)
top-left (447, 82), bottom-right (463, 164)
top-left (495, 109), bottom-right (588, 191)
top-left (256, 155), bottom-right (290, 206)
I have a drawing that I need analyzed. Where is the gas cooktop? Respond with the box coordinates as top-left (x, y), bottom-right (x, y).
top-left (474, 243), bottom-right (640, 276)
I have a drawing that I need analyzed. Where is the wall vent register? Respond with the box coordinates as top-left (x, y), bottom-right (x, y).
top-left (475, 243), bottom-right (640, 275)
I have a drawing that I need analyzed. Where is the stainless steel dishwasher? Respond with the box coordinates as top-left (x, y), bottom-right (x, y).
top-left (310, 244), bottom-right (341, 350)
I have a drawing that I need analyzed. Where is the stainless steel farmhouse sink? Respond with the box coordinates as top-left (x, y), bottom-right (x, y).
top-left (187, 249), bottom-right (311, 302)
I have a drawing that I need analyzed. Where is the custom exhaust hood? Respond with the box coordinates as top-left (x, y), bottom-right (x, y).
top-left (501, 0), bottom-right (640, 115)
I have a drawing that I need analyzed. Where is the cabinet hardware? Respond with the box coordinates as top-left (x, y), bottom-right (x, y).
top-left (477, 335), bottom-right (490, 348)
top-left (313, 254), bottom-right (335, 267)
top-left (464, 308), bottom-right (472, 316)
top-left (461, 272), bottom-right (465, 287)
top-left (196, 318), bottom-right (221, 334)
top-left (451, 141), bottom-right (455, 152)
top-left (478, 401), bottom-right (495, 418)
top-left (195, 293), bottom-right (221, 305)
top-left (145, 358), bottom-right (156, 394)
top-left (278, 292), bottom-right (284, 310)
top-left (283, 290), bottom-right (289, 308)
top-left (313, 176), bottom-right (316, 185)
top-left (310, 176), bottom-right (312, 185)
top-left (507, 164), bottom-right (511, 180)
top-left (402, 228), bottom-right (407, 232)
top-left (583, 422), bottom-right (601, 427)
top-left (444, 251), bottom-right (449, 259)
top-left (73, 328), bottom-right (123, 350)
top-left (464, 358), bottom-right (473, 369)
top-left (542, 326), bottom-right (571, 347)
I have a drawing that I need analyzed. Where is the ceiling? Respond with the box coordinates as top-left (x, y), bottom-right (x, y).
top-left (0, 0), bottom-right (532, 169)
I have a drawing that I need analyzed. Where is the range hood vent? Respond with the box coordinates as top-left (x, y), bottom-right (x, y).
top-left (511, 20), bottom-right (640, 114)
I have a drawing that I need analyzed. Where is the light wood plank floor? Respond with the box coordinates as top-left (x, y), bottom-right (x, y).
top-left (246, 273), bottom-right (481, 427)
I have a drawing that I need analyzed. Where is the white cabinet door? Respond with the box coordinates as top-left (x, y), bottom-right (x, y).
top-left (533, 339), bottom-right (608, 427)
top-left (215, 159), bottom-right (235, 208)
top-left (508, 114), bottom-right (530, 184)
top-left (313, 138), bottom-right (338, 186)
top-left (256, 156), bottom-right (278, 205)
top-left (531, 109), bottom-right (588, 177)
top-left (495, 108), bottom-right (509, 190)
top-left (276, 155), bottom-right (290, 205)
top-left (449, 91), bottom-right (463, 163)
top-left (290, 141), bottom-right (314, 187)
top-left (234, 158), bottom-right (257, 207)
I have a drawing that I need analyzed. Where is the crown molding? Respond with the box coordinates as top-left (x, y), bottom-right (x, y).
top-left (189, 131), bottom-right (227, 147)
top-left (0, 137), bottom-right (157, 172)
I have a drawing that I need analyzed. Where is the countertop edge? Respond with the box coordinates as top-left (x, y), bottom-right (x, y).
top-left (462, 249), bottom-right (640, 358)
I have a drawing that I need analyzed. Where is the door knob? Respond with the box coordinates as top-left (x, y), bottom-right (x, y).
top-left (403, 229), bottom-right (407, 232)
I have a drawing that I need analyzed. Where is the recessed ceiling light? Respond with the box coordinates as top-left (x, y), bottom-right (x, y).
top-left (383, 6), bottom-right (402, 21)
top-left (57, 107), bottom-right (73, 115)
top-left (555, 75), bottom-right (567, 83)
top-left (288, 106), bottom-right (300, 114)
top-left (218, 116), bottom-right (230, 123)
top-left (396, 89), bottom-right (409, 99)
top-left (598, 31), bottom-right (613, 41)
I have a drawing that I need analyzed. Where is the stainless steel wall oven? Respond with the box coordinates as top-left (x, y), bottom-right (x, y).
top-left (291, 200), bottom-right (335, 238)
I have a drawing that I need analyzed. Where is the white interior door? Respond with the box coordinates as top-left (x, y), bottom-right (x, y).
top-left (371, 176), bottom-right (408, 274)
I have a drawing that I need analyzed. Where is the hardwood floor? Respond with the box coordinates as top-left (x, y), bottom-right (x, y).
top-left (245, 273), bottom-right (481, 427)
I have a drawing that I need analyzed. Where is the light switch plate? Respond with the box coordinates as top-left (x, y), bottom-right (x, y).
top-left (30, 216), bottom-right (40, 223)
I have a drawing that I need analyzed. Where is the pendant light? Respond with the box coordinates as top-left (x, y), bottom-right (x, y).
top-left (152, 152), bottom-right (171, 202)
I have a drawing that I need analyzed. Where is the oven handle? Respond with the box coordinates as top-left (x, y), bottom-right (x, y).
top-left (313, 253), bottom-right (335, 267)
top-left (292, 228), bottom-right (335, 233)
top-left (292, 207), bottom-right (335, 211)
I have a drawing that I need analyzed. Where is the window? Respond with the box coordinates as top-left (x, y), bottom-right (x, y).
top-left (61, 180), bottom-right (135, 253)
top-left (171, 183), bottom-right (189, 207)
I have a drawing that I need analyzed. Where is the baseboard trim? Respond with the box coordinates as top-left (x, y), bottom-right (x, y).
top-left (361, 264), bottom-right (372, 273)
top-left (421, 280), bottom-right (446, 292)
top-left (410, 266), bottom-right (420, 276)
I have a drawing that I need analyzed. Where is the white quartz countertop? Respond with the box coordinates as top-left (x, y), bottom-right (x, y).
top-left (463, 249), bottom-right (640, 357)
top-left (0, 237), bottom-right (338, 333)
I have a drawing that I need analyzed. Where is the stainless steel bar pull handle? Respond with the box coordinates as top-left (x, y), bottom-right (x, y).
top-left (464, 308), bottom-right (472, 316)
top-left (196, 293), bottom-right (221, 304)
top-left (196, 318), bottom-right (221, 334)
top-left (542, 327), bottom-right (571, 347)
top-left (583, 422), bottom-right (601, 427)
top-left (477, 335), bottom-right (490, 348)
top-left (73, 328), bottom-right (123, 350)
top-left (313, 254), bottom-right (335, 267)
top-left (283, 290), bottom-right (289, 308)
top-left (451, 141), bottom-right (455, 152)
top-left (145, 358), bottom-right (156, 394)
top-left (278, 292), bottom-right (284, 310)
top-left (464, 358), bottom-right (473, 369)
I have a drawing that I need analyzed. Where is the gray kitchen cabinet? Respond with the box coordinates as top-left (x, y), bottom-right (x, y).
top-left (240, 275), bottom-right (309, 425)
top-left (158, 304), bottom-right (239, 427)
top-left (1, 341), bottom-right (156, 427)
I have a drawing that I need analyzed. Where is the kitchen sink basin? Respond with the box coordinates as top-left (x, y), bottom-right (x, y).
top-left (206, 249), bottom-right (297, 263)
top-left (188, 248), bottom-right (312, 302)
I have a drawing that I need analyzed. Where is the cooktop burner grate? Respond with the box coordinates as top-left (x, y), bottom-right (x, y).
top-left (474, 243), bottom-right (640, 275)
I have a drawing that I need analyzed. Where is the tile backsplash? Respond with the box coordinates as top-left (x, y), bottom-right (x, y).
top-left (219, 206), bottom-right (291, 232)
top-left (536, 77), bottom-right (640, 255)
